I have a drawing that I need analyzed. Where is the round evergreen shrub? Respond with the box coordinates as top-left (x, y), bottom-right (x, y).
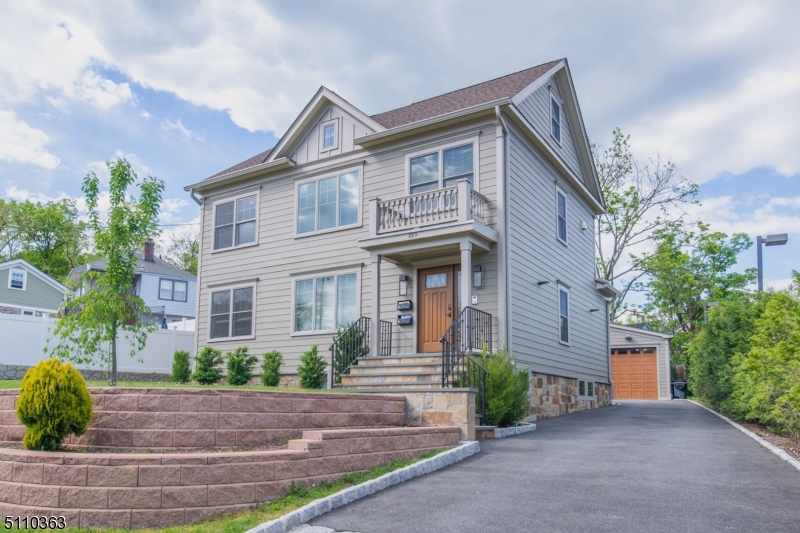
top-left (260, 350), bottom-right (284, 387)
top-left (192, 346), bottom-right (224, 385)
top-left (171, 349), bottom-right (191, 384)
top-left (297, 344), bottom-right (327, 389)
top-left (479, 347), bottom-right (530, 427)
top-left (226, 346), bottom-right (258, 386)
top-left (16, 358), bottom-right (93, 451)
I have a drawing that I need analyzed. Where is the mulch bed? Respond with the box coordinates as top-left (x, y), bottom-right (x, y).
top-left (737, 421), bottom-right (800, 462)
top-left (0, 442), bottom-right (290, 454)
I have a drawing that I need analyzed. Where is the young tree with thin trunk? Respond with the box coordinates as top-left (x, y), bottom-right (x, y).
top-left (49, 159), bottom-right (164, 385)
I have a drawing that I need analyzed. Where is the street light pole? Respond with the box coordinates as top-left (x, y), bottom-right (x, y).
top-left (756, 233), bottom-right (789, 291)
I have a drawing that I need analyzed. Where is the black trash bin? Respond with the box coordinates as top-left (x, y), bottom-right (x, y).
top-left (671, 381), bottom-right (687, 399)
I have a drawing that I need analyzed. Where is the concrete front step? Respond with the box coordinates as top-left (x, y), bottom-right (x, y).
top-left (348, 363), bottom-right (444, 375)
top-left (357, 354), bottom-right (443, 366)
top-left (341, 372), bottom-right (441, 385)
top-left (334, 381), bottom-right (445, 390)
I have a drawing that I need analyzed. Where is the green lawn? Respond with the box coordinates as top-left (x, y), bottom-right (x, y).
top-left (6, 449), bottom-right (446, 532)
top-left (0, 380), bottom-right (356, 393)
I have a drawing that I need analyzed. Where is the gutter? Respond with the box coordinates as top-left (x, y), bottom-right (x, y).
top-left (189, 189), bottom-right (202, 206)
top-left (355, 98), bottom-right (511, 148)
top-left (183, 157), bottom-right (295, 193)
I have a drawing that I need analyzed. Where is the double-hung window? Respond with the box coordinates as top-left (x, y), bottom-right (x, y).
top-left (558, 285), bottom-right (570, 344)
top-left (214, 194), bottom-right (258, 250)
top-left (210, 285), bottom-right (255, 339)
top-left (296, 170), bottom-right (360, 235)
top-left (294, 272), bottom-right (358, 333)
top-left (556, 186), bottom-right (568, 244)
top-left (159, 279), bottom-right (188, 302)
top-left (550, 90), bottom-right (562, 144)
top-left (8, 269), bottom-right (26, 290)
top-left (408, 140), bottom-right (476, 194)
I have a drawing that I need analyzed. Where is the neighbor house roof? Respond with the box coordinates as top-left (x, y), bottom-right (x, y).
top-left (196, 60), bottom-right (561, 185)
top-left (610, 323), bottom-right (673, 340)
top-left (0, 258), bottom-right (70, 294)
top-left (69, 251), bottom-right (196, 283)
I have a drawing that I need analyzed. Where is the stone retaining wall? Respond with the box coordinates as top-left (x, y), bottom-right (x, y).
top-left (529, 373), bottom-right (612, 419)
top-left (0, 365), bottom-right (171, 382)
top-left (0, 389), bottom-right (407, 449)
top-left (402, 390), bottom-right (476, 441)
top-left (0, 426), bottom-right (459, 529)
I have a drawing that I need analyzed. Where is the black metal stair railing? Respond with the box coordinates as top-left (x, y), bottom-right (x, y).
top-left (330, 317), bottom-right (393, 384)
top-left (440, 306), bottom-right (491, 422)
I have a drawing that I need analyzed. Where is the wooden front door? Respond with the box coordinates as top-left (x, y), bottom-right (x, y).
top-left (418, 265), bottom-right (460, 353)
top-left (611, 348), bottom-right (659, 399)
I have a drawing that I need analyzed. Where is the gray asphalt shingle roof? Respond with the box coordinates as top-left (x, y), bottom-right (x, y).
top-left (69, 251), bottom-right (196, 282)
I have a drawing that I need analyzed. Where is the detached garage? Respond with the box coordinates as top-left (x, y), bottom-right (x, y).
top-left (610, 324), bottom-right (672, 400)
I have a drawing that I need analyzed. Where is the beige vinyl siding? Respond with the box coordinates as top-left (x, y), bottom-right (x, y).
top-left (197, 117), bottom-right (500, 368)
top-left (507, 128), bottom-right (609, 383)
top-left (610, 325), bottom-right (672, 400)
top-left (0, 267), bottom-right (65, 311)
top-left (515, 76), bottom-right (583, 181)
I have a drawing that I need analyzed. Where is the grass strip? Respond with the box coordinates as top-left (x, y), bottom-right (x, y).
top-left (0, 380), bottom-right (358, 393)
top-left (7, 449), bottom-right (447, 532)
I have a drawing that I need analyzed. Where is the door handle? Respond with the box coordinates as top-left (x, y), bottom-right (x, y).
top-left (447, 313), bottom-right (452, 317)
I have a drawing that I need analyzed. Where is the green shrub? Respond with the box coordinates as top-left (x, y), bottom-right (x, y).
top-left (260, 350), bottom-right (284, 387)
top-left (192, 346), bottom-right (224, 385)
top-left (226, 346), bottom-right (258, 386)
top-left (297, 345), bottom-right (327, 389)
top-left (16, 359), bottom-right (93, 451)
top-left (171, 350), bottom-right (191, 384)
top-left (479, 346), bottom-right (530, 427)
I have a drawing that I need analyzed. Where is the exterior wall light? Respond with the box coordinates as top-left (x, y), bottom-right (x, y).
top-left (472, 265), bottom-right (483, 288)
top-left (399, 274), bottom-right (409, 296)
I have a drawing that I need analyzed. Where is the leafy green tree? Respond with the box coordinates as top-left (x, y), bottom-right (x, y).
top-left (226, 346), bottom-right (258, 386)
top-left (593, 129), bottom-right (698, 319)
top-left (192, 346), bottom-right (224, 385)
top-left (160, 227), bottom-right (199, 275)
top-left (297, 345), bottom-right (327, 389)
top-left (0, 197), bottom-right (26, 259)
top-left (728, 274), bottom-right (800, 436)
top-left (49, 159), bottom-right (164, 385)
top-left (634, 222), bottom-right (755, 361)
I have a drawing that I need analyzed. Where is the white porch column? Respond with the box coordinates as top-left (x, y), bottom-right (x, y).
top-left (460, 241), bottom-right (472, 311)
top-left (370, 252), bottom-right (381, 356)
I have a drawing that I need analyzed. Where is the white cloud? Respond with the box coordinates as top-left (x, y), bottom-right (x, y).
top-left (161, 118), bottom-right (202, 141)
top-left (63, 70), bottom-right (133, 110)
top-left (0, 109), bottom-right (60, 168)
top-left (140, 110), bottom-right (151, 120)
top-left (159, 197), bottom-right (190, 223)
top-left (687, 195), bottom-right (800, 237)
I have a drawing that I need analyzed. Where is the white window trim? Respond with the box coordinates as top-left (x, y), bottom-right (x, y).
top-left (577, 378), bottom-right (597, 400)
top-left (211, 190), bottom-right (261, 253)
top-left (158, 278), bottom-right (189, 302)
top-left (549, 87), bottom-right (562, 146)
top-left (290, 268), bottom-right (361, 336)
top-left (7, 269), bottom-right (27, 291)
top-left (206, 282), bottom-right (257, 342)
top-left (555, 185), bottom-right (568, 246)
top-left (557, 284), bottom-right (570, 346)
top-left (405, 136), bottom-right (481, 194)
top-left (319, 117), bottom-right (340, 153)
top-left (293, 166), bottom-right (363, 238)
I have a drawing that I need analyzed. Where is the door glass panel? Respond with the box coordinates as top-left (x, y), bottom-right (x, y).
top-left (443, 144), bottom-right (473, 188)
top-left (410, 153), bottom-right (439, 194)
top-left (457, 270), bottom-right (462, 311)
top-left (425, 273), bottom-right (447, 288)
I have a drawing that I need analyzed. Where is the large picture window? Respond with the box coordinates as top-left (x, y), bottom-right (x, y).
top-left (159, 279), bottom-right (188, 302)
top-left (210, 286), bottom-right (254, 339)
top-left (409, 141), bottom-right (475, 194)
top-left (294, 272), bottom-right (358, 333)
top-left (558, 285), bottom-right (570, 344)
top-left (297, 171), bottom-right (360, 235)
top-left (214, 194), bottom-right (258, 250)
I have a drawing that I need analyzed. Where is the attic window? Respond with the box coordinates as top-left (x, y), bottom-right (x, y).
top-left (8, 269), bottom-right (26, 290)
top-left (550, 90), bottom-right (562, 144)
top-left (320, 118), bottom-right (339, 152)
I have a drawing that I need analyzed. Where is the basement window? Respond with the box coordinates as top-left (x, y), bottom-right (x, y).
top-left (578, 379), bottom-right (595, 399)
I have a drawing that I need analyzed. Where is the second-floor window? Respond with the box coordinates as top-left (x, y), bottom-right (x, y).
top-left (550, 90), bottom-right (562, 144)
top-left (297, 171), bottom-right (360, 235)
top-left (556, 186), bottom-right (568, 244)
top-left (159, 279), bottom-right (188, 302)
top-left (214, 194), bottom-right (258, 250)
top-left (8, 269), bottom-right (26, 290)
top-left (409, 141), bottom-right (475, 194)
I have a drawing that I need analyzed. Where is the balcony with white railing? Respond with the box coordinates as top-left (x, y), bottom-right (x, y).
top-left (359, 179), bottom-right (497, 263)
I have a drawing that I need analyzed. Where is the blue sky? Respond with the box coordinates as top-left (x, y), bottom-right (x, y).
top-left (1, 0), bottom-right (797, 290)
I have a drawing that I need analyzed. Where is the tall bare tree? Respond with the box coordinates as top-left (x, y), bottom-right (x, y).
top-left (594, 129), bottom-right (698, 319)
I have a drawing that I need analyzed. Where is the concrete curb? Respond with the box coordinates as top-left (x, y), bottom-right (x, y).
top-left (245, 441), bottom-right (481, 533)
top-left (688, 400), bottom-right (800, 473)
top-left (493, 423), bottom-right (537, 438)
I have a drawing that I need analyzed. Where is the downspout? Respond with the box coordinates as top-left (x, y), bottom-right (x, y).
top-left (189, 189), bottom-right (202, 206)
top-left (606, 299), bottom-right (613, 401)
top-left (495, 105), bottom-right (511, 353)
top-left (191, 190), bottom-right (204, 363)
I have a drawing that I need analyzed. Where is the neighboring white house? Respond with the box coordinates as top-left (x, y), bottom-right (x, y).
top-left (610, 323), bottom-right (672, 400)
top-left (0, 259), bottom-right (70, 317)
top-left (69, 239), bottom-right (197, 327)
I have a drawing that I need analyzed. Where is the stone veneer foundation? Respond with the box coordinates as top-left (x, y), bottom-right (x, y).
top-left (0, 426), bottom-right (459, 529)
top-left (529, 372), bottom-right (611, 419)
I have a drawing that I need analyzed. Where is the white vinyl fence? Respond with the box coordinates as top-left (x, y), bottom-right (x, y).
top-left (0, 313), bottom-right (195, 374)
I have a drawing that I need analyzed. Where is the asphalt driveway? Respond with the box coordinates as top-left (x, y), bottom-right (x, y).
top-left (309, 401), bottom-right (800, 533)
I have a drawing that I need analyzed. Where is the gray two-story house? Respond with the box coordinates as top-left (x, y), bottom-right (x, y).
top-left (186, 59), bottom-right (617, 417)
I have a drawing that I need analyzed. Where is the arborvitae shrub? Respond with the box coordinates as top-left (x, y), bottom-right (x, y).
top-left (226, 346), bottom-right (258, 386)
top-left (479, 346), bottom-right (531, 427)
top-left (192, 346), bottom-right (224, 385)
top-left (171, 350), bottom-right (191, 383)
top-left (297, 345), bottom-right (327, 389)
top-left (260, 350), bottom-right (284, 387)
top-left (16, 358), bottom-right (93, 451)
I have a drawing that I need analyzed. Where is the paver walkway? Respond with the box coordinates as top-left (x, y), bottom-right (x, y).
top-left (304, 401), bottom-right (800, 533)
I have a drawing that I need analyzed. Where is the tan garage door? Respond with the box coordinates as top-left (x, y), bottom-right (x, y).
top-left (612, 348), bottom-right (658, 399)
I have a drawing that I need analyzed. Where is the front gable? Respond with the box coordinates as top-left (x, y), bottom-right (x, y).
top-left (0, 259), bottom-right (69, 312)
